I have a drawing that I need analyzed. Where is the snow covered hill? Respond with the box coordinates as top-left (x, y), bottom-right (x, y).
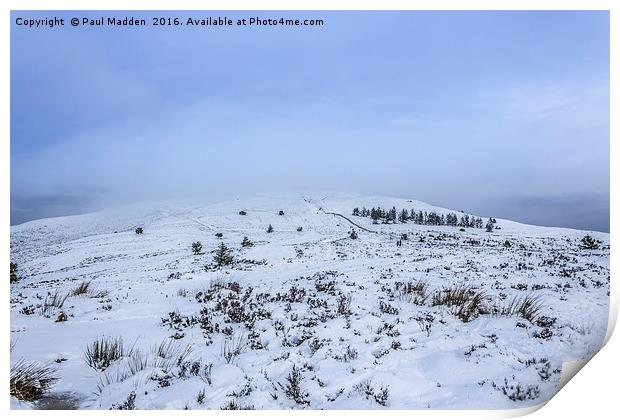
top-left (9, 193), bottom-right (610, 410)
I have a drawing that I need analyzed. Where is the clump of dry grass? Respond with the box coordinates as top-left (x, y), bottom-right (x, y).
top-left (96, 338), bottom-right (193, 395)
top-left (432, 283), bottom-right (489, 322)
top-left (40, 290), bottom-right (69, 316)
top-left (85, 336), bottom-right (127, 370)
top-left (71, 280), bottom-right (91, 296)
top-left (10, 360), bottom-right (59, 401)
top-left (495, 295), bottom-right (544, 322)
top-left (432, 283), bottom-right (475, 307)
top-left (396, 280), bottom-right (428, 305)
top-left (455, 290), bottom-right (489, 322)
top-left (153, 339), bottom-right (192, 369)
top-left (221, 333), bottom-right (247, 363)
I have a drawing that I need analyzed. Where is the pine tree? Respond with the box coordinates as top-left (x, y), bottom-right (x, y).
top-left (213, 242), bottom-right (234, 267)
top-left (390, 207), bottom-right (398, 223)
top-left (349, 229), bottom-right (358, 239)
top-left (241, 236), bottom-right (253, 248)
top-left (192, 241), bottom-right (203, 255)
top-left (267, 224), bottom-right (274, 233)
top-left (485, 219), bottom-right (494, 232)
top-left (580, 235), bottom-right (599, 250)
top-left (398, 209), bottom-right (409, 223)
top-left (371, 208), bottom-right (380, 224)
top-left (352, 207), bottom-right (360, 216)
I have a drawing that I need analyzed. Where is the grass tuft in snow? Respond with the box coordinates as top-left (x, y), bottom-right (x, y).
top-left (496, 295), bottom-right (544, 322)
top-left (154, 339), bottom-right (192, 368)
top-left (432, 283), bottom-right (476, 307)
top-left (10, 360), bottom-right (59, 401)
top-left (396, 280), bottom-right (428, 305)
top-left (85, 336), bottom-right (127, 370)
top-left (71, 281), bottom-right (91, 296)
top-left (40, 290), bottom-right (69, 316)
top-left (221, 333), bottom-right (247, 363)
top-left (432, 284), bottom-right (489, 322)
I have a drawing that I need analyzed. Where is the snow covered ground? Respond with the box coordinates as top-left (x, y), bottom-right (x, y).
top-left (9, 193), bottom-right (610, 410)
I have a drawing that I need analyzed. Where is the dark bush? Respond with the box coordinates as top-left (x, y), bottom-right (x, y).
top-left (192, 241), bottom-right (203, 255)
top-left (10, 262), bottom-right (18, 283)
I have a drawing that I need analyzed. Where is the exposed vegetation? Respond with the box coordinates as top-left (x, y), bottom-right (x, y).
top-left (10, 262), bottom-right (18, 283)
top-left (213, 243), bottom-right (234, 267)
top-left (85, 336), bottom-right (127, 370)
top-left (71, 280), bottom-right (91, 296)
top-left (10, 360), bottom-right (59, 401)
top-left (192, 241), bottom-right (203, 255)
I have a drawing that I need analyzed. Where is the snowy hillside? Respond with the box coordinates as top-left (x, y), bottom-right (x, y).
top-left (9, 193), bottom-right (610, 410)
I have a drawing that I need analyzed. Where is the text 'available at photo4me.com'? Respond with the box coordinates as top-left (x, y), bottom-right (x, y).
top-left (14, 14), bottom-right (326, 29)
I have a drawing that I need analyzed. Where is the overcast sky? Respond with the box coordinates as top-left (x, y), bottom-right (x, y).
top-left (10, 11), bottom-right (609, 231)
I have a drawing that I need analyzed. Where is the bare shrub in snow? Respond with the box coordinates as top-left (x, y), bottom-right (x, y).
top-left (315, 278), bottom-right (336, 295)
top-left (354, 380), bottom-right (389, 406)
top-left (279, 364), bottom-right (310, 406)
top-left (379, 300), bottom-right (399, 315)
top-left (111, 391), bottom-right (136, 410)
top-left (493, 378), bottom-right (540, 401)
top-left (221, 400), bottom-right (255, 410)
top-left (414, 313), bottom-right (435, 337)
top-left (337, 294), bottom-right (352, 315)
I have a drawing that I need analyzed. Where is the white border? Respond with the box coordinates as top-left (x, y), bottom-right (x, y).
top-left (2, 1), bottom-right (616, 419)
